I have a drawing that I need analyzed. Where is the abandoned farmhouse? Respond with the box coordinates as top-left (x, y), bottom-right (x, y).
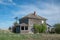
top-left (11, 11), bottom-right (50, 34)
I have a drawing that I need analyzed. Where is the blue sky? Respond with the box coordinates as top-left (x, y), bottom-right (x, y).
top-left (0, 0), bottom-right (60, 29)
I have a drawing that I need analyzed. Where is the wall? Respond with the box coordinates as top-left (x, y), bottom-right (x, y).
top-left (28, 18), bottom-right (45, 33)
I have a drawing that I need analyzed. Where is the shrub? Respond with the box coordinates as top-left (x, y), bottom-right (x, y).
top-left (50, 28), bottom-right (55, 34)
top-left (33, 24), bottom-right (39, 33)
top-left (41, 24), bottom-right (47, 33)
top-left (8, 27), bottom-right (11, 31)
top-left (33, 24), bottom-right (47, 33)
top-left (54, 23), bottom-right (60, 34)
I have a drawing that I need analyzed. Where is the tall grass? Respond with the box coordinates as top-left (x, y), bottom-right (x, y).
top-left (0, 30), bottom-right (60, 40)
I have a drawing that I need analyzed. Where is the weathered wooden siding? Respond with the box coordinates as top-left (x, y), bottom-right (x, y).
top-left (28, 18), bottom-right (46, 33)
top-left (20, 30), bottom-right (29, 34)
top-left (19, 18), bottom-right (46, 33)
top-left (29, 19), bottom-right (42, 25)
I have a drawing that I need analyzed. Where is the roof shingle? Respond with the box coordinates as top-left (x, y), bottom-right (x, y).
top-left (20, 12), bottom-right (47, 20)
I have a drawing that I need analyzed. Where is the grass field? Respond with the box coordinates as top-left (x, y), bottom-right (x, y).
top-left (0, 30), bottom-right (60, 40)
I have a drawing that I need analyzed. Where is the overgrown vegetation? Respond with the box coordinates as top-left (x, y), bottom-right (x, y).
top-left (54, 23), bottom-right (60, 34)
top-left (0, 30), bottom-right (60, 40)
top-left (33, 24), bottom-right (47, 33)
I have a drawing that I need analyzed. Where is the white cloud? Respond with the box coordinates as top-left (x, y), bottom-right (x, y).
top-left (12, 5), bottom-right (41, 18)
top-left (39, 3), bottom-right (60, 14)
top-left (0, 0), bottom-right (16, 5)
top-left (12, 2), bottom-right (60, 25)
top-left (9, 0), bottom-right (13, 2)
top-left (0, 20), bottom-right (14, 30)
top-left (0, 0), bottom-right (60, 29)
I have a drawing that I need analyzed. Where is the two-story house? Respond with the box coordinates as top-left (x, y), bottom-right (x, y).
top-left (19, 11), bottom-right (47, 34)
top-left (12, 11), bottom-right (47, 34)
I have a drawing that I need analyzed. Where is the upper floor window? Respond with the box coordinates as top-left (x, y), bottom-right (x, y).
top-left (42, 20), bottom-right (44, 24)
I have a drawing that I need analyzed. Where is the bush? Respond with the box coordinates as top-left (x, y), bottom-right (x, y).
top-left (41, 24), bottom-right (47, 33)
top-left (8, 27), bottom-right (11, 31)
top-left (54, 23), bottom-right (60, 34)
top-left (33, 24), bottom-right (47, 33)
top-left (50, 28), bottom-right (55, 34)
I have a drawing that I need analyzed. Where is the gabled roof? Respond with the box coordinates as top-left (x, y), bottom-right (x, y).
top-left (20, 11), bottom-right (47, 20)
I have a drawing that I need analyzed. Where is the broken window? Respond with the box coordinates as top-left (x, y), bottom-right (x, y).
top-left (21, 26), bottom-right (24, 30)
top-left (25, 26), bottom-right (28, 30)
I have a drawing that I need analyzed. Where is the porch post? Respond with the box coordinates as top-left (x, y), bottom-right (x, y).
top-left (24, 26), bottom-right (25, 30)
top-left (20, 25), bottom-right (21, 32)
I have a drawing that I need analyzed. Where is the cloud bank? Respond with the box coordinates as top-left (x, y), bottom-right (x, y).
top-left (0, 0), bottom-right (60, 29)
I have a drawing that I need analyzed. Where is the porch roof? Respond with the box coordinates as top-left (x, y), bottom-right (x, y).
top-left (20, 23), bottom-right (28, 26)
top-left (20, 12), bottom-right (47, 20)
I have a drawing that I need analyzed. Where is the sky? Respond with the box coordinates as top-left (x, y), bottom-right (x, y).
top-left (0, 0), bottom-right (60, 30)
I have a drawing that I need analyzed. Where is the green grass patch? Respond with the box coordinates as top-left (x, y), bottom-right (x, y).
top-left (0, 30), bottom-right (60, 40)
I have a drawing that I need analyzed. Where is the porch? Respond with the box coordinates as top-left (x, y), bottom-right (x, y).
top-left (20, 23), bottom-right (29, 33)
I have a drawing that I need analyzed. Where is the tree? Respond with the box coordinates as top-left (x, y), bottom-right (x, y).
top-left (12, 17), bottom-right (19, 33)
top-left (15, 17), bottom-right (18, 23)
top-left (14, 22), bottom-right (19, 26)
top-left (8, 27), bottom-right (11, 31)
top-left (33, 24), bottom-right (47, 33)
top-left (54, 23), bottom-right (60, 34)
top-left (14, 17), bottom-right (19, 26)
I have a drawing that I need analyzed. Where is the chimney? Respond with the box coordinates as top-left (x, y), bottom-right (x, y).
top-left (34, 11), bottom-right (36, 15)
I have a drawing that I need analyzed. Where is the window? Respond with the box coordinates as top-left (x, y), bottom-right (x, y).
top-left (42, 20), bottom-right (44, 24)
top-left (25, 26), bottom-right (28, 30)
top-left (21, 26), bottom-right (24, 30)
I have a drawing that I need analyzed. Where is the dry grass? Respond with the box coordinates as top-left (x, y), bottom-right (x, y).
top-left (0, 30), bottom-right (60, 40)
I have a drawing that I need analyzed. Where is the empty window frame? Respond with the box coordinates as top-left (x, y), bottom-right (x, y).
top-left (25, 26), bottom-right (28, 30)
top-left (21, 26), bottom-right (24, 30)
